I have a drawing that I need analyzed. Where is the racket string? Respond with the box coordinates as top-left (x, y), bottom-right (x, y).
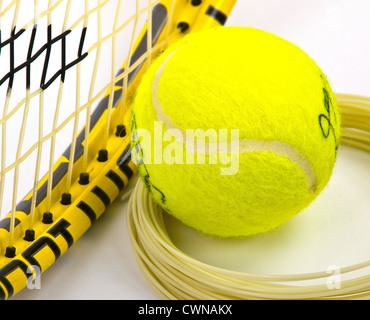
top-left (127, 93), bottom-right (370, 300)
top-left (0, 0), bottom-right (136, 256)
top-left (0, 0), bottom-right (166, 258)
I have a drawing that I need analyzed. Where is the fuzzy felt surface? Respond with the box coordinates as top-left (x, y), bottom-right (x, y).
top-left (130, 27), bottom-right (341, 238)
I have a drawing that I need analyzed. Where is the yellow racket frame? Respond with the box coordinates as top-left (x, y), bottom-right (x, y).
top-left (0, 0), bottom-right (237, 300)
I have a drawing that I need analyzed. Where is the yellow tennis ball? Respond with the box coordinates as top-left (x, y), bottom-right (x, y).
top-left (130, 27), bottom-right (340, 238)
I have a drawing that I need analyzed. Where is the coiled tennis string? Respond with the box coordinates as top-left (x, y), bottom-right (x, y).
top-left (127, 93), bottom-right (370, 300)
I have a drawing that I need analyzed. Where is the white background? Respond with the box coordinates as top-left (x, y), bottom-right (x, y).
top-left (13, 0), bottom-right (370, 300)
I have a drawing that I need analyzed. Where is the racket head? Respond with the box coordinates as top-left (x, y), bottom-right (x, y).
top-left (0, 0), bottom-right (236, 300)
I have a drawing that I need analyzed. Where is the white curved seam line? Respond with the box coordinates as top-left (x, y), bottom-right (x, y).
top-left (152, 50), bottom-right (316, 193)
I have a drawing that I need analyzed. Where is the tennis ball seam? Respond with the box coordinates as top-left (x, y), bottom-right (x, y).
top-left (151, 46), bottom-right (316, 193)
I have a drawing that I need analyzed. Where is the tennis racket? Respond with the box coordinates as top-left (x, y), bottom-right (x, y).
top-left (0, 0), bottom-right (237, 300)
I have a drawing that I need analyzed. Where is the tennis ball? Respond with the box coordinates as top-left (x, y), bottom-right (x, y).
top-left (130, 27), bottom-right (340, 238)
